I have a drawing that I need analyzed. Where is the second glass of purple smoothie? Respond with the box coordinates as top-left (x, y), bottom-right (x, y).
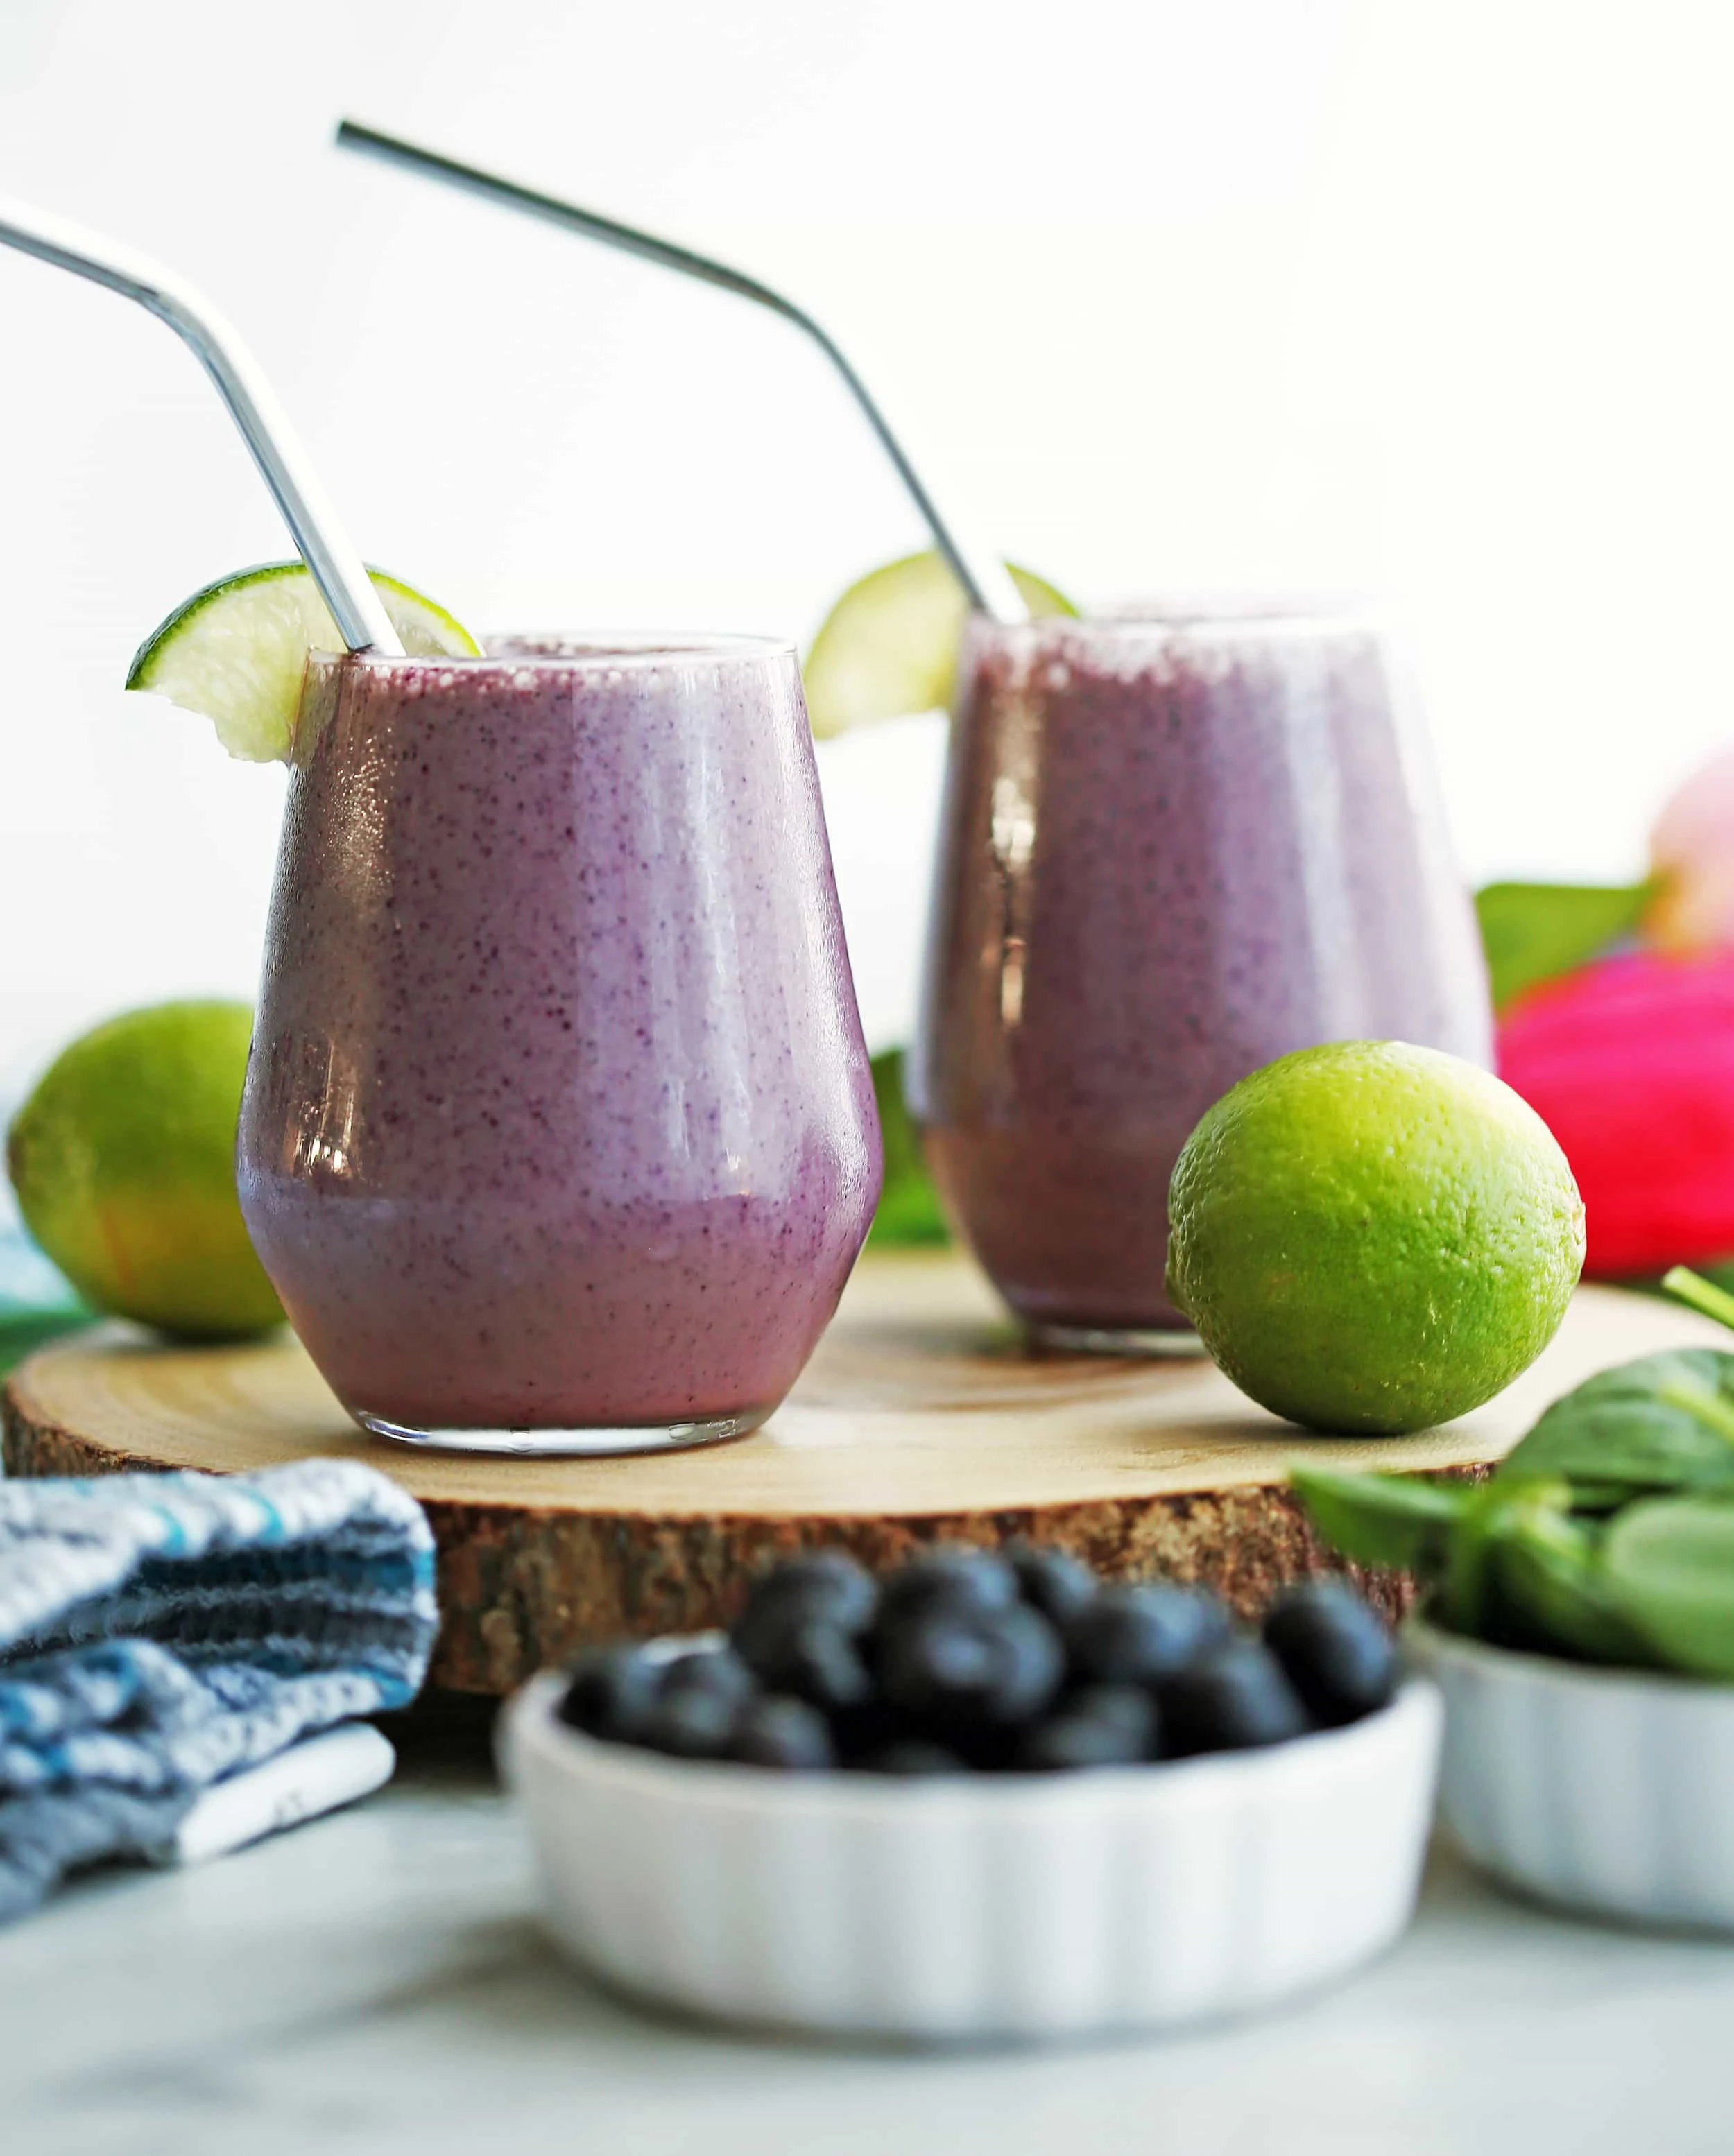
top-left (237, 635), bottom-right (882, 1454)
top-left (909, 607), bottom-right (1493, 1350)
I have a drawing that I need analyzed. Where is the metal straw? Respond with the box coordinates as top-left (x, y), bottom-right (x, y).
top-left (334, 120), bottom-right (1029, 629)
top-left (0, 196), bottom-right (404, 656)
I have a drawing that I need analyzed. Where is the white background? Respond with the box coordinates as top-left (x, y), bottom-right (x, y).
top-left (3, 0), bottom-right (1733, 1084)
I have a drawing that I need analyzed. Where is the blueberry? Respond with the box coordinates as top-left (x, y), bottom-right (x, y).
top-left (658, 1646), bottom-right (758, 1712)
top-left (1018, 1686), bottom-right (1158, 1770)
top-left (877, 1546), bottom-right (1019, 1628)
top-left (879, 1609), bottom-right (1000, 1721)
top-left (879, 1603), bottom-right (1064, 1729)
top-left (1263, 1582), bottom-right (1398, 1727)
top-left (732, 1551), bottom-right (879, 1655)
top-left (732, 1609), bottom-right (873, 1712)
top-left (990, 1605), bottom-right (1068, 1722)
top-left (1074, 1684), bottom-right (1160, 1751)
top-left (1160, 1642), bottom-right (1312, 1757)
top-left (640, 1683), bottom-right (744, 1759)
top-left (730, 1696), bottom-right (836, 1770)
top-left (1008, 1543), bottom-right (1098, 1627)
top-left (825, 1696), bottom-right (901, 1763)
top-left (556, 1645), bottom-right (661, 1743)
top-left (856, 1740), bottom-right (968, 1775)
top-left (1065, 1585), bottom-right (1231, 1688)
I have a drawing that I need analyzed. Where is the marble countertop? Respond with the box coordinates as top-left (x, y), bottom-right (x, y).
top-left (7, 1732), bottom-right (1734, 2156)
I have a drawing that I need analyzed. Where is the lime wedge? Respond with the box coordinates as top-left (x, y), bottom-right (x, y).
top-left (126, 562), bottom-right (481, 763)
top-left (803, 551), bottom-right (1076, 739)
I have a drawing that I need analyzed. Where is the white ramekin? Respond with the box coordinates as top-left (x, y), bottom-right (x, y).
top-left (1409, 1621), bottom-right (1734, 1931)
top-left (501, 1671), bottom-right (1442, 2041)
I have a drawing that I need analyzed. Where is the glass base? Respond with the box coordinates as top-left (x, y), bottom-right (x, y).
top-left (354, 1405), bottom-right (772, 1458)
top-left (1026, 1321), bottom-right (1205, 1359)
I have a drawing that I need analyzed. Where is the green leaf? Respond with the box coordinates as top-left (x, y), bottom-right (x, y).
top-left (1297, 1321), bottom-right (1734, 1673)
top-left (1289, 1465), bottom-right (1468, 1576)
top-left (0, 1306), bottom-right (88, 1379)
top-left (1437, 1479), bottom-right (1558, 1637)
top-left (1495, 1349), bottom-right (1734, 1501)
top-left (1494, 1495), bottom-right (1661, 1665)
top-left (1557, 1481), bottom-right (1651, 1516)
top-left (1475, 880), bottom-right (1649, 1013)
top-left (1603, 1497), bottom-right (1734, 1678)
top-left (866, 1049), bottom-right (951, 1249)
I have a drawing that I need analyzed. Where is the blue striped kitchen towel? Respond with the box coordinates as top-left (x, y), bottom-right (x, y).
top-left (0, 1459), bottom-right (438, 1922)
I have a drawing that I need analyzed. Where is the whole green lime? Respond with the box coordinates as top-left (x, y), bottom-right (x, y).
top-left (8, 1001), bottom-right (282, 1340)
top-left (1166, 1041), bottom-right (1585, 1434)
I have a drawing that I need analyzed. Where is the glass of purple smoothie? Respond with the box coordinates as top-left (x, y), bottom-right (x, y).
top-left (237, 635), bottom-right (882, 1453)
top-left (909, 607), bottom-right (1493, 1350)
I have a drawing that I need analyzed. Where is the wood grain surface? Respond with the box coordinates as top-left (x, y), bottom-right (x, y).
top-left (3, 1252), bottom-right (1716, 1692)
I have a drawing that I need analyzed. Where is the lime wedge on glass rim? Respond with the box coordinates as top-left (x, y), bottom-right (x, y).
top-left (802, 550), bottom-right (1075, 739)
top-left (126, 562), bottom-right (480, 762)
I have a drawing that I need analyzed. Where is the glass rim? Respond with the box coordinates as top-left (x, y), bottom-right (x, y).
top-left (488, 630), bottom-right (799, 668)
top-left (314, 630), bottom-right (798, 674)
top-left (972, 601), bottom-right (1384, 644)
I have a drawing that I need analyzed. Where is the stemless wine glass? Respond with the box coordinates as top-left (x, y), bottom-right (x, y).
top-left (237, 635), bottom-right (882, 1454)
top-left (909, 607), bottom-right (1493, 1349)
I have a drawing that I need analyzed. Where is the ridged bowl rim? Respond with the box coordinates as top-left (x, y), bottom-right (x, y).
top-left (505, 1667), bottom-right (1442, 1823)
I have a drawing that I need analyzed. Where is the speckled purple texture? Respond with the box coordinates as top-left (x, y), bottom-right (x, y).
top-left (910, 612), bottom-right (1493, 1331)
top-left (237, 642), bottom-right (881, 1431)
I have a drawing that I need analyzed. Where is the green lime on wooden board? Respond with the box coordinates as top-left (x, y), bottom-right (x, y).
top-left (1166, 1040), bottom-right (1586, 1435)
top-left (7, 1001), bottom-right (282, 1340)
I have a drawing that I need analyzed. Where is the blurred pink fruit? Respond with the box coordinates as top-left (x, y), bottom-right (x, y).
top-left (1497, 948), bottom-right (1734, 1277)
top-left (1647, 745), bottom-right (1734, 952)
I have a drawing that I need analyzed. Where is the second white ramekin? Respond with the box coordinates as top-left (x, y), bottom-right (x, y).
top-left (1410, 1620), bottom-right (1734, 1931)
top-left (501, 1671), bottom-right (1441, 2041)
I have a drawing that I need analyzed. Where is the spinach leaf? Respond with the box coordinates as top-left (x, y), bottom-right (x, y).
top-left (1493, 1496), bottom-right (1661, 1666)
top-left (1289, 1465), bottom-right (1468, 1577)
top-left (1602, 1497), bottom-right (1734, 1680)
top-left (1437, 1480), bottom-right (1567, 1639)
top-left (1296, 1309), bottom-right (1734, 1682)
top-left (1494, 1349), bottom-right (1734, 1500)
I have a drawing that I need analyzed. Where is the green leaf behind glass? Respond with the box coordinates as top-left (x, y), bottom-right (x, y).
top-left (0, 1227), bottom-right (90, 1378)
top-left (0, 1305), bottom-right (88, 1379)
top-left (866, 1049), bottom-right (950, 1249)
top-left (1475, 880), bottom-right (1649, 1013)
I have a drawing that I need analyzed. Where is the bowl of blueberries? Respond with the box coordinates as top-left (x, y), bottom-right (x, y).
top-left (501, 1543), bottom-right (1441, 2041)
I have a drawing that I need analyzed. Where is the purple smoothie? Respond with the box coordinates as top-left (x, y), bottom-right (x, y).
top-left (909, 610), bottom-right (1492, 1338)
top-left (237, 638), bottom-right (881, 1447)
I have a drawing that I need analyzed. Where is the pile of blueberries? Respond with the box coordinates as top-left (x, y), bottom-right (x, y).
top-left (556, 1545), bottom-right (1400, 1775)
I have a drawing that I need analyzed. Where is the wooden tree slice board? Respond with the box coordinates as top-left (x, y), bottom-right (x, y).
top-left (3, 1252), bottom-right (1719, 1693)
